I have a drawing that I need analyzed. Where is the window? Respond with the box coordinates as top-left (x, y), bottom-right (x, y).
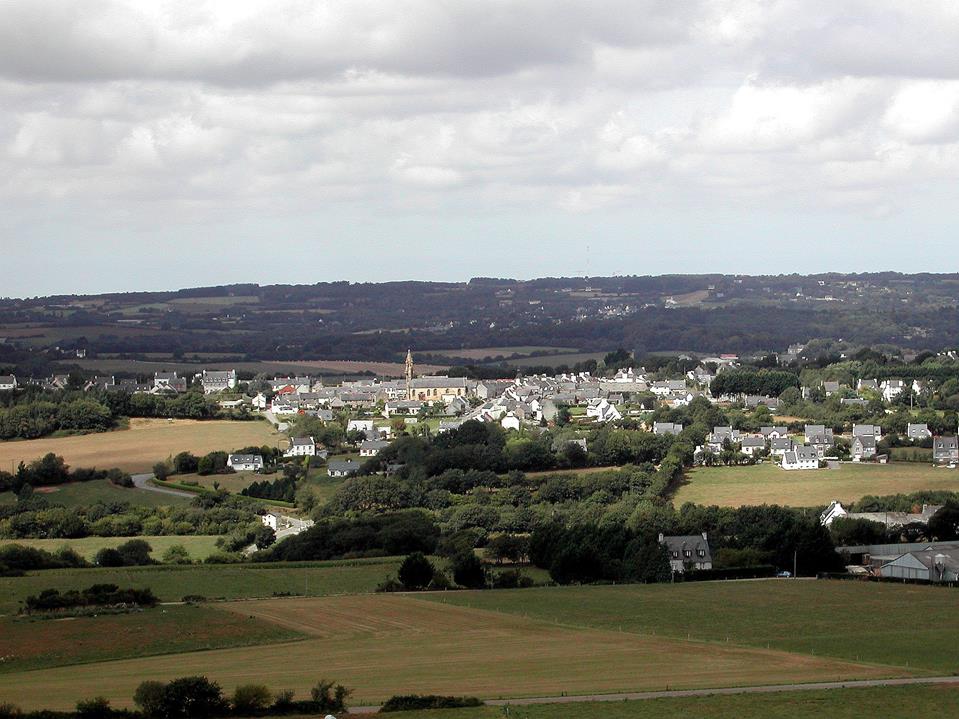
top-left (683, 550), bottom-right (692, 558)
top-left (672, 551), bottom-right (679, 559)
top-left (698, 549), bottom-right (705, 557)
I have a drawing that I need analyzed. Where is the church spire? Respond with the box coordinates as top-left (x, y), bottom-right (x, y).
top-left (405, 349), bottom-right (414, 400)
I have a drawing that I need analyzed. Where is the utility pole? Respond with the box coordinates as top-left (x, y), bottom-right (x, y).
top-left (793, 549), bottom-right (797, 578)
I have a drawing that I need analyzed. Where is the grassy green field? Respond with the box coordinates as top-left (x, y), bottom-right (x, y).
top-left (0, 592), bottom-right (898, 709)
top-left (0, 479), bottom-right (192, 508)
top-left (674, 462), bottom-right (959, 507)
top-left (0, 535), bottom-right (221, 562)
top-left (427, 581), bottom-right (959, 673)
top-left (0, 604), bottom-right (302, 673)
top-left (365, 685), bottom-right (959, 719)
top-left (0, 557), bottom-right (404, 615)
top-left (0, 418), bottom-right (279, 473)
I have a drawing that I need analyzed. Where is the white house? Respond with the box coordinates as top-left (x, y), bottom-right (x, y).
top-left (346, 419), bottom-right (375, 438)
top-left (252, 393), bottom-right (268, 410)
top-left (769, 437), bottom-right (793, 456)
top-left (740, 436), bottom-right (766, 457)
top-left (227, 454), bottom-right (264, 472)
top-left (851, 433), bottom-right (877, 461)
top-left (0, 375), bottom-right (17, 391)
top-left (781, 444), bottom-right (820, 470)
top-left (328, 459), bottom-right (360, 477)
top-left (359, 439), bottom-right (390, 457)
top-left (586, 398), bottom-right (622, 423)
top-left (500, 412), bottom-right (522, 431)
top-left (819, 500), bottom-right (849, 526)
top-left (201, 369), bottom-right (237, 394)
top-left (881, 378), bottom-right (904, 402)
top-left (653, 422), bottom-right (683, 436)
top-left (907, 423), bottom-right (931, 440)
top-left (285, 436), bottom-right (316, 457)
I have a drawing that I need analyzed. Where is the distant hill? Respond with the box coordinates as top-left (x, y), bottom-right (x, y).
top-left (1, 273), bottom-right (957, 374)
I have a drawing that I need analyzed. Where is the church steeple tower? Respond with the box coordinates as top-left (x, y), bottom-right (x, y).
top-left (405, 349), bottom-right (414, 400)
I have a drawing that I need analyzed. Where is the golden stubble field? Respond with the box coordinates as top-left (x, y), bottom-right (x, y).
top-left (0, 418), bottom-right (279, 472)
top-left (0, 594), bottom-right (902, 710)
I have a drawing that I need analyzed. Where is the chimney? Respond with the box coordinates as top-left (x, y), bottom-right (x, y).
top-left (658, 532), bottom-right (664, 544)
top-left (702, 531), bottom-right (708, 541)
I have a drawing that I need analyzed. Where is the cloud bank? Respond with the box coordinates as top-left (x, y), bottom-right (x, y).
top-left (1, 1), bottom-right (957, 294)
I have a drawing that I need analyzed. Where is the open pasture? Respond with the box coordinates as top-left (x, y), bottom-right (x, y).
top-left (427, 580), bottom-right (959, 674)
top-left (0, 418), bottom-right (278, 473)
top-left (0, 557), bottom-right (403, 615)
top-left (0, 593), bottom-right (895, 709)
top-left (0, 535), bottom-right (220, 562)
top-left (673, 462), bottom-right (959, 507)
top-left (0, 604), bottom-right (301, 674)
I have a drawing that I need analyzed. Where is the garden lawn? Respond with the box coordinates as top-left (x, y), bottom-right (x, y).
top-left (426, 580), bottom-right (959, 674)
top-left (673, 462), bottom-right (959, 507)
top-left (0, 535), bottom-right (221, 562)
top-left (0, 604), bottom-right (302, 673)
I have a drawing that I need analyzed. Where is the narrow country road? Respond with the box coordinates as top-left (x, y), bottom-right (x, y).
top-left (348, 676), bottom-right (959, 714)
top-left (130, 473), bottom-right (196, 499)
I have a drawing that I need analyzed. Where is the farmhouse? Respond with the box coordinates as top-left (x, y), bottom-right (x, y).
top-left (658, 532), bottom-right (712, 573)
top-left (201, 369), bottom-right (237, 394)
top-left (740, 436), bottom-right (766, 456)
top-left (585, 398), bottom-right (622, 423)
top-left (152, 372), bottom-right (187, 394)
top-left (782, 444), bottom-right (820, 470)
top-left (346, 419), bottom-right (376, 439)
top-left (880, 549), bottom-right (959, 582)
top-left (760, 426), bottom-right (788, 439)
top-left (0, 375), bottom-right (17, 391)
top-left (328, 459), bottom-right (360, 477)
top-left (227, 454), bottom-right (264, 471)
top-left (770, 436), bottom-right (793, 456)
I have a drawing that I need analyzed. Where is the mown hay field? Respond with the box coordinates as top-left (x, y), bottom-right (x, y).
top-left (673, 462), bottom-right (959, 507)
top-left (0, 418), bottom-right (278, 473)
top-left (0, 593), bottom-right (897, 709)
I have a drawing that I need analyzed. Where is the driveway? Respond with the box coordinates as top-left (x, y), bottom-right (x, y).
top-left (131, 473), bottom-right (196, 499)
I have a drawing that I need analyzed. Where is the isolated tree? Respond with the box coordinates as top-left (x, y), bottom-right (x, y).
top-left (398, 552), bottom-right (435, 590)
top-left (451, 551), bottom-right (487, 589)
top-left (231, 685), bottom-right (272, 715)
top-left (162, 544), bottom-right (192, 565)
top-left (253, 525), bottom-right (276, 550)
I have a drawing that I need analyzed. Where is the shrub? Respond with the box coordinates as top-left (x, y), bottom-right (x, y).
top-left (134, 677), bottom-right (228, 719)
top-left (231, 685), bottom-right (272, 715)
top-left (75, 697), bottom-right (112, 719)
top-left (162, 545), bottom-right (192, 565)
top-left (93, 548), bottom-right (125, 567)
top-left (309, 680), bottom-right (351, 714)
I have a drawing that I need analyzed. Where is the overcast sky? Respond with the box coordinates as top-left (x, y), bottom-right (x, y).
top-left (2, 1), bottom-right (958, 296)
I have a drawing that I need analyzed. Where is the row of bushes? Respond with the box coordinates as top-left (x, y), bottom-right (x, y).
top-left (24, 584), bottom-right (158, 614)
top-left (0, 453), bottom-right (131, 493)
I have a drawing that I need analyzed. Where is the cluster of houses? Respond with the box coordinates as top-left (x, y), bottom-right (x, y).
top-left (0, 370), bottom-right (238, 396)
top-left (695, 421), bottom-right (954, 469)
